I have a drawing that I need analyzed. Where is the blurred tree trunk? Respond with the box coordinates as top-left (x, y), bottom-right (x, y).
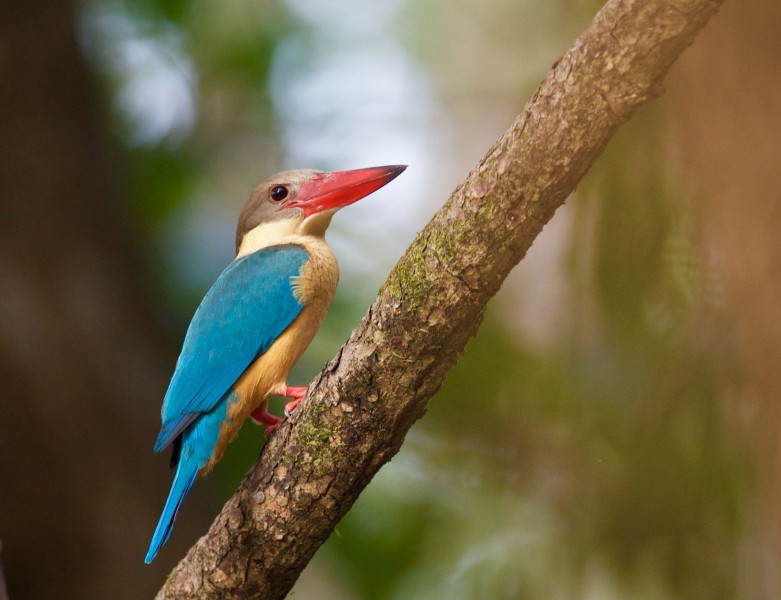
top-left (669, 1), bottom-right (781, 597)
top-left (0, 2), bottom-right (208, 597)
top-left (0, 543), bottom-right (8, 600)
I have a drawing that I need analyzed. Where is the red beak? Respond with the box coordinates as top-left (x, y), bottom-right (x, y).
top-left (292, 165), bottom-right (407, 217)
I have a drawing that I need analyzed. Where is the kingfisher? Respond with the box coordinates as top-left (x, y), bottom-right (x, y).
top-left (144, 164), bottom-right (406, 563)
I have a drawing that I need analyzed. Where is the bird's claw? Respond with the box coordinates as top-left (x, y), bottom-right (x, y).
top-left (250, 406), bottom-right (282, 434)
top-left (284, 397), bottom-right (303, 417)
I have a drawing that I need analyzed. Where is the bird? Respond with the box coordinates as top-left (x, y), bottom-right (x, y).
top-left (144, 164), bottom-right (406, 563)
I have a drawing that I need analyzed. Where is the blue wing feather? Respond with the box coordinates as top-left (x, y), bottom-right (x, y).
top-left (153, 245), bottom-right (309, 452)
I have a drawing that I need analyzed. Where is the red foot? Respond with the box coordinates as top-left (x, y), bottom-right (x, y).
top-left (271, 384), bottom-right (308, 417)
top-left (249, 385), bottom-right (309, 436)
top-left (250, 406), bottom-right (282, 435)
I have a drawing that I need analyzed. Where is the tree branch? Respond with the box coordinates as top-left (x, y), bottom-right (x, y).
top-left (158, 0), bottom-right (724, 597)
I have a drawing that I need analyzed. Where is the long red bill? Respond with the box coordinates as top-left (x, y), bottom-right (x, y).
top-left (292, 165), bottom-right (407, 217)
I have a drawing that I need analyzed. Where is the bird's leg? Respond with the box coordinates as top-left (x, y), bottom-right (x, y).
top-left (270, 384), bottom-right (308, 417)
top-left (250, 405), bottom-right (283, 434)
top-left (249, 385), bottom-right (308, 435)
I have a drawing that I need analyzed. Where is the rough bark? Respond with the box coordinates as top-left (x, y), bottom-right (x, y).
top-left (158, 0), bottom-right (724, 597)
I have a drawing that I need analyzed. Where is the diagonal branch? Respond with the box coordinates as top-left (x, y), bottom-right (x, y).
top-left (158, 0), bottom-right (724, 597)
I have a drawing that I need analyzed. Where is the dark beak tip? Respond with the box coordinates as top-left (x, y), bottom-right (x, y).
top-left (381, 164), bottom-right (407, 180)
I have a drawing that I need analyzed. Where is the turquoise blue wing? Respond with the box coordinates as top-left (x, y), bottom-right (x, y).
top-left (153, 244), bottom-right (309, 452)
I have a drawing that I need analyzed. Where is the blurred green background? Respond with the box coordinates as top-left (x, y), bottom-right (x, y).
top-left (2, 0), bottom-right (780, 598)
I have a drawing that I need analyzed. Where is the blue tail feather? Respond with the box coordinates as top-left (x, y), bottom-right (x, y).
top-left (145, 391), bottom-right (235, 563)
top-left (145, 455), bottom-right (198, 564)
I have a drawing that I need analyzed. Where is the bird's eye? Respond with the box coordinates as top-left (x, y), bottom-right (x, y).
top-left (269, 185), bottom-right (289, 203)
